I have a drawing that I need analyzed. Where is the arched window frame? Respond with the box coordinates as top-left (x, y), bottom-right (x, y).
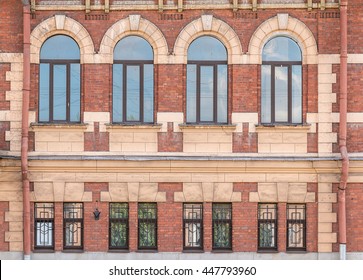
top-left (112, 35), bottom-right (154, 124)
top-left (38, 35), bottom-right (81, 123)
top-left (261, 36), bottom-right (303, 124)
top-left (186, 36), bottom-right (228, 124)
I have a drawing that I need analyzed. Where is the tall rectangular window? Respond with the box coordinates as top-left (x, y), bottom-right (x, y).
top-left (109, 203), bottom-right (129, 250)
top-left (138, 203), bottom-right (157, 250)
top-left (183, 203), bottom-right (203, 250)
top-left (212, 203), bottom-right (232, 250)
top-left (287, 204), bottom-right (306, 251)
top-left (34, 203), bottom-right (54, 250)
top-left (258, 203), bottom-right (277, 251)
top-left (63, 203), bottom-right (83, 250)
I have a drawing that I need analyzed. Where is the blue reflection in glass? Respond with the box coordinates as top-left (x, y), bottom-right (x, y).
top-left (40, 35), bottom-right (80, 60)
top-left (113, 64), bottom-right (123, 122)
top-left (188, 36), bottom-right (227, 61)
top-left (53, 65), bottom-right (67, 121)
top-left (126, 65), bottom-right (140, 122)
top-left (70, 64), bottom-right (81, 122)
top-left (114, 36), bottom-right (153, 61)
top-left (186, 65), bottom-right (197, 123)
top-left (144, 65), bottom-right (154, 123)
top-left (262, 37), bottom-right (301, 62)
top-left (39, 64), bottom-right (50, 122)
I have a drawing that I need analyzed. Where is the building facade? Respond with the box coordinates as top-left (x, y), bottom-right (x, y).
top-left (0, 0), bottom-right (362, 260)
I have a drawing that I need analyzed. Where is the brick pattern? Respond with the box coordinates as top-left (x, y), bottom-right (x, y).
top-left (0, 1), bottom-right (23, 53)
top-left (0, 64), bottom-right (11, 111)
top-left (158, 122), bottom-right (183, 152)
top-left (346, 183), bottom-right (363, 252)
top-left (0, 202), bottom-right (9, 252)
top-left (84, 122), bottom-right (110, 151)
top-left (233, 123), bottom-right (257, 153)
top-left (0, 121), bottom-right (10, 151)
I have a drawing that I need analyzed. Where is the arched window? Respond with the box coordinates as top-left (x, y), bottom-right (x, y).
top-left (113, 36), bottom-right (154, 123)
top-left (39, 35), bottom-right (81, 123)
top-left (186, 36), bottom-right (228, 124)
top-left (261, 36), bottom-right (302, 124)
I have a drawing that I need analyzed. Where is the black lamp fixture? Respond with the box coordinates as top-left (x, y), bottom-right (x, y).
top-left (93, 200), bottom-right (101, 220)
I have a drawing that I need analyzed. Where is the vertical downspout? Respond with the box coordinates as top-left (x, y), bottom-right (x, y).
top-left (22, 1), bottom-right (31, 260)
top-left (339, 0), bottom-right (349, 261)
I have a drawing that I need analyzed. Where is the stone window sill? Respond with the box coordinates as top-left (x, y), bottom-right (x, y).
top-left (30, 122), bottom-right (88, 131)
top-left (255, 123), bottom-right (311, 132)
top-left (179, 123), bottom-right (237, 132)
top-left (106, 123), bottom-right (162, 131)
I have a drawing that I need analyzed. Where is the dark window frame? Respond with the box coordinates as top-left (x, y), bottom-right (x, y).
top-left (183, 203), bottom-right (203, 251)
top-left (63, 202), bottom-right (83, 250)
top-left (212, 203), bottom-right (232, 250)
top-left (286, 204), bottom-right (306, 251)
top-left (34, 202), bottom-right (54, 250)
top-left (39, 58), bottom-right (81, 123)
top-left (109, 203), bottom-right (129, 250)
top-left (258, 203), bottom-right (278, 251)
top-left (186, 60), bottom-right (228, 124)
top-left (113, 59), bottom-right (154, 124)
top-left (261, 60), bottom-right (302, 124)
top-left (137, 203), bottom-right (157, 250)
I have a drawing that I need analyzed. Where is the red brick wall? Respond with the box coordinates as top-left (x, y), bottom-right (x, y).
top-left (84, 122), bottom-right (110, 151)
top-left (306, 183), bottom-right (318, 252)
top-left (346, 183), bottom-right (363, 252)
top-left (0, 202), bottom-right (9, 251)
top-left (84, 183), bottom-right (109, 252)
top-left (30, 64), bottom-right (39, 113)
top-left (129, 202), bottom-right (138, 251)
top-left (158, 183), bottom-right (183, 251)
top-left (233, 183), bottom-right (258, 252)
top-left (0, 1), bottom-right (23, 53)
top-left (334, 123), bottom-right (363, 153)
top-left (0, 122), bottom-right (10, 151)
top-left (0, 64), bottom-right (10, 111)
top-left (233, 123), bottom-right (258, 153)
top-left (158, 122), bottom-right (183, 152)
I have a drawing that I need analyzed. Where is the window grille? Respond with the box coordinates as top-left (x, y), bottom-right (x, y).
top-left (258, 203), bottom-right (277, 250)
top-left (34, 203), bottom-right (54, 249)
top-left (138, 203), bottom-right (157, 249)
top-left (183, 203), bottom-right (203, 250)
top-left (212, 203), bottom-right (232, 250)
top-left (287, 204), bottom-right (306, 251)
top-left (109, 203), bottom-right (129, 249)
top-left (63, 202), bottom-right (83, 249)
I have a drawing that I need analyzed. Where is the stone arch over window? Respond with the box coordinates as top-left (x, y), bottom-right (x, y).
top-left (99, 15), bottom-right (168, 64)
top-left (248, 14), bottom-right (318, 65)
top-left (30, 15), bottom-right (94, 64)
top-left (174, 15), bottom-right (243, 64)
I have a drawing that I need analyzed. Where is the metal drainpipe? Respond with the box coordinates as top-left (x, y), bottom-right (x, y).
top-left (22, 1), bottom-right (31, 260)
top-left (339, 0), bottom-right (349, 261)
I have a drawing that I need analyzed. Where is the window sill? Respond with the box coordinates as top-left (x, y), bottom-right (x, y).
top-left (255, 123), bottom-right (311, 132)
top-left (257, 250), bottom-right (278, 253)
top-left (179, 123), bottom-right (236, 132)
top-left (106, 123), bottom-right (162, 131)
top-left (136, 249), bottom-right (158, 253)
top-left (108, 249), bottom-right (130, 253)
top-left (33, 249), bottom-right (55, 253)
top-left (30, 122), bottom-right (88, 131)
top-left (286, 249), bottom-right (307, 253)
top-left (62, 249), bottom-right (84, 253)
top-left (211, 249), bottom-right (233, 253)
top-left (182, 249), bottom-right (204, 253)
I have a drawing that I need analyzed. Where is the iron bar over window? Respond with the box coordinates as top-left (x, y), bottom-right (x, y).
top-left (113, 36), bottom-right (154, 123)
top-left (258, 203), bottom-right (277, 251)
top-left (34, 203), bottom-right (54, 250)
top-left (212, 203), bottom-right (232, 250)
top-left (63, 202), bottom-right (83, 250)
top-left (261, 36), bottom-right (302, 124)
top-left (287, 204), bottom-right (306, 251)
top-left (109, 203), bottom-right (129, 250)
top-left (187, 36), bottom-right (228, 124)
top-left (138, 203), bottom-right (157, 250)
top-left (183, 203), bottom-right (203, 250)
top-left (39, 35), bottom-right (81, 123)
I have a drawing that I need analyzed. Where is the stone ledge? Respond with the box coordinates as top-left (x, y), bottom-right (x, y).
top-left (255, 124), bottom-right (311, 132)
top-left (30, 123), bottom-right (88, 131)
top-left (179, 124), bottom-right (237, 132)
top-left (106, 123), bottom-right (162, 131)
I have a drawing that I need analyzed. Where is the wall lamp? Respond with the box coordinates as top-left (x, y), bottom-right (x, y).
top-left (93, 200), bottom-right (101, 220)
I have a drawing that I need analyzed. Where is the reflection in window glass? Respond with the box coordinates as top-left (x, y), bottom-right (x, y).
top-left (109, 203), bottom-right (129, 249)
top-left (39, 35), bottom-right (80, 123)
top-left (261, 36), bottom-right (302, 124)
top-left (183, 204), bottom-right (203, 250)
top-left (34, 203), bottom-right (54, 249)
top-left (212, 203), bottom-right (232, 250)
top-left (287, 204), bottom-right (306, 251)
top-left (138, 203), bottom-right (157, 249)
top-left (113, 36), bottom-right (154, 123)
top-left (187, 36), bottom-right (228, 124)
top-left (63, 203), bottom-right (83, 249)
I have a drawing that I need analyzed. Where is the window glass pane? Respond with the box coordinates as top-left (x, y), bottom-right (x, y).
top-left (110, 203), bottom-right (128, 219)
top-left (144, 64), bottom-right (154, 123)
top-left (70, 64), bottom-right (80, 122)
top-left (217, 65), bottom-right (228, 123)
top-left (274, 66), bottom-right (288, 122)
top-left (200, 66), bottom-right (214, 122)
top-left (213, 223), bottom-right (230, 248)
top-left (262, 37), bottom-right (301, 62)
top-left (36, 222), bottom-right (53, 247)
top-left (65, 222), bottom-right (82, 247)
top-left (287, 204), bottom-right (306, 249)
top-left (258, 204), bottom-right (277, 250)
top-left (126, 65), bottom-right (140, 122)
top-left (261, 65), bottom-right (271, 123)
top-left (292, 65), bottom-right (302, 123)
top-left (186, 65), bottom-right (197, 123)
top-left (110, 222), bottom-right (128, 247)
top-left (40, 35), bottom-right (80, 60)
top-left (138, 203), bottom-right (157, 219)
top-left (113, 64), bottom-right (123, 122)
top-left (53, 64), bottom-right (67, 121)
top-left (185, 222), bottom-right (202, 247)
top-left (39, 63), bottom-right (50, 122)
top-left (188, 36), bottom-right (227, 61)
top-left (139, 222), bottom-right (156, 247)
top-left (114, 36), bottom-right (153, 61)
